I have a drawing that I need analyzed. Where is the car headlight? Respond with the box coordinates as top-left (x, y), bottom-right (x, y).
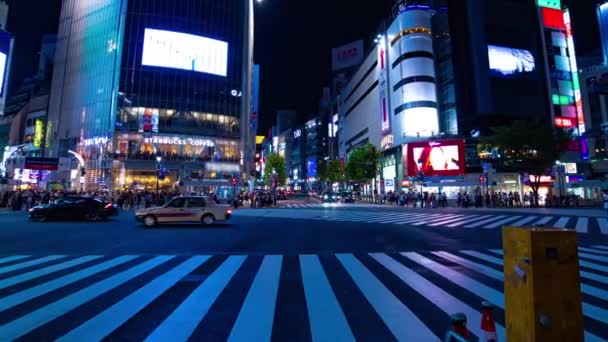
top-left (323, 195), bottom-right (328, 199)
top-left (28, 208), bottom-right (35, 212)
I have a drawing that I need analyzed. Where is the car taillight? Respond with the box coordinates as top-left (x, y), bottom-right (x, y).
top-left (226, 209), bottom-right (233, 214)
top-left (105, 203), bottom-right (114, 209)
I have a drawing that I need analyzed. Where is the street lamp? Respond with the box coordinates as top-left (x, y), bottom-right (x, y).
top-left (156, 155), bottom-right (162, 201)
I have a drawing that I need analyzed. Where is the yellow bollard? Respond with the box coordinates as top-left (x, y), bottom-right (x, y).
top-left (502, 227), bottom-right (583, 341)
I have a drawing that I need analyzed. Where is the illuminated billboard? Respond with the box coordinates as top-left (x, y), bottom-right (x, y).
top-left (142, 28), bottom-right (228, 77)
top-left (404, 139), bottom-right (466, 177)
top-left (0, 52), bottom-right (6, 94)
top-left (488, 45), bottom-right (535, 76)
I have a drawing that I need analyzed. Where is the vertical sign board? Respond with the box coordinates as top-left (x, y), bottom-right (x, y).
top-left (378, 42), bottom-right (390, 134)
top-left (251, 64), bottom-right (260, 130)
top-left (33, 119), bottom-right (44, 147)
top-left (563, 10), bottom-right (585, 135)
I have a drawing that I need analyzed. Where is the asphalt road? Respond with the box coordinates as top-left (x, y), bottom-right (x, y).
top-left (0, 204), bottom-right (606, 340)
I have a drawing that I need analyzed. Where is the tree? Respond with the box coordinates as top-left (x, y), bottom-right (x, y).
top-left (327, 160), bottom-right (343, 183)
top-left (483, 120), bottom-right (572, 206)
top-left (345, 144), bottom-right (380, 182)
top-left (263, 153), bottom-right (287, 187)
top-left (318, 159), bottom-right (343, 184)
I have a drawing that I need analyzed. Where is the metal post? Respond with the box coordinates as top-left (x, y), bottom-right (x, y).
top-left (156, 161), bottom-right (160, 200)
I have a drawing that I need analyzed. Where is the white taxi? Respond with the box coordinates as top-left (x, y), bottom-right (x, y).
top-left (136, 196), bottom-right (232, 227)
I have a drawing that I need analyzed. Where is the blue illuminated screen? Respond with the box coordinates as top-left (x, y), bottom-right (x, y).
top-left (0, 52), bottom-right (6, 93)
top-left (142, 28), bottom-right (228, 77)
top-left (488, 45), bottom-right (535, 76)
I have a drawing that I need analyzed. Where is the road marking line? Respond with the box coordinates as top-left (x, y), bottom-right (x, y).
top-left (553, 217), bottom-right (570, 228)
top-left (145, 256), bottom-right (247, 342)
top-left (579, 247), bottom-right (608, 256)
top-left (596, 219), bottom-right (608, 235)
top-left (335, 254), bottom-right (437, 341)
top-left (395, 214), bottom-right (445, 225)
top-left (402, 252), bottom-right (504, 309)
top-left (482, 216), bottom-right (523, 229)
top-left (370, 253), bottom-right (505, 342)
top-left (0, 255), bottom-right (139, 311)
top-left (0, 255), bottom-right (65, 275)
top-left (460, 251), bottom-right (503, 265)
top-left (58, 256), bottom-right (210, 342)
top-left (371, 215), bottom-right (426, 224)
top-left (579, 252), bottom-right (608, 264)
top-left (0, 255), bottom-right (103, 289)
top-left (592, 245), bottom-right (608, 250)
top-left (436, 252), bottom-right (608, 315)
top-left (431, 252), bottom-right (503, 280)
top-left (0, 256), bottom-right (172, 341)
top-left (428, 215), bottom-right (480, 227)
top-left (228, 255), bottom-right (282, 342)
top-left (411, 215), bottom-right (464, 226)
top-left (464, 216), bottom-right (507, 228)
top-left (0, 256), bottom-right (30, 265)
top-left (299, 255), bottom-right (354, 342)
top-left (508, 216), bottom-right (538, 227)
top-left (446, 215), bottom-right (494, 227)
top-left (471, 249), bottom-right (608, 285)
top-left (533, 216), bottom-right (553, 226)
top-left (576, 218), bottom-right (588, 233)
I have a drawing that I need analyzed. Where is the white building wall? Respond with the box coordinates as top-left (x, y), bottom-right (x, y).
top-left (387, 9), bottom-right (438, 145)
top-left (339, 46), bottom-right (381, 156)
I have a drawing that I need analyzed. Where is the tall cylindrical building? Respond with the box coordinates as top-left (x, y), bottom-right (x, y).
top-left (387, 4), bottom-right (439, 142)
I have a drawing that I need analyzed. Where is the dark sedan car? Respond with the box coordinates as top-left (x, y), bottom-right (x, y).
top-left (29, 196), bottom-right (118, 221)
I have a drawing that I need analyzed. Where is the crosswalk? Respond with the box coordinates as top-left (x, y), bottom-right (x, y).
top-left (280, 203), bottom-right (384, 209)
top-left (0, 247), bottom-right (607, 340)
top-left (235, 208), bottom-right (608, 235)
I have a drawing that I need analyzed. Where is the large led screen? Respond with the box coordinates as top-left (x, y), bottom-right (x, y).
top-left (142, 28), bottom-right (228, 77)
top-left (488, 45), bottom-right (535, 76)
top-left (405, 139), bottom-right (466, 177)
top-left (0, 52), bottom-right (6, 93)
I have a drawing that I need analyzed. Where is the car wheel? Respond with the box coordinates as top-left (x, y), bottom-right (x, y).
top-left (84, 211), bottom-right (101, 221)
top-left (31, 213), bottom-right (46, 222)
top-left (201, 214), bottom-right (215, 226)
top-left (143, 215), bottom-right (157, 227)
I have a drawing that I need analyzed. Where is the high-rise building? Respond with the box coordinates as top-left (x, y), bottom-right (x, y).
top-left (47, 0), bottom-right (254, 192)
top-left (339, 0), bottom-right (585, 195)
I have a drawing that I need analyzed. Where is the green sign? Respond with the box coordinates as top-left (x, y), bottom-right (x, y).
top-left (537, 0), bottom-right (561, 10)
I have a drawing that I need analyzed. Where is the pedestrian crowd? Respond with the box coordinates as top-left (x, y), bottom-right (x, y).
top-left (369, 189), bottom-right (582, 209)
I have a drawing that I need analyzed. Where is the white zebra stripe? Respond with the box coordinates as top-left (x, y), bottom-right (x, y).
top-left (336, 254), bottom-right (438, 341)
top-left (145, 256), bottom-right (247, 342)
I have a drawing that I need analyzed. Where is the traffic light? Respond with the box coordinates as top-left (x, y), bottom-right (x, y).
top-left (479, 175), bottom-right (486, 184)
top-left (231, 177), bottom-right (237, 186)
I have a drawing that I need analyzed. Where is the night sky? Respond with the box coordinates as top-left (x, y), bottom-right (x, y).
top-left (4, 0), bottom-right (601, 133)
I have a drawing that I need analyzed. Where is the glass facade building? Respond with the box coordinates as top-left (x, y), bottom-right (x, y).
top-left (47, 0), bottom-right (249, 191)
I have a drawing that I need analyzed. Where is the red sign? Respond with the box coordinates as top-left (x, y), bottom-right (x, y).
top-left (542, 7), bottom-right (565, 30)
top-left (24, 157), bottom-right (59, 171)
top-left (405, 139), bottom-right (466, 177)
top-left (554, 116), bottom-right (574, 128)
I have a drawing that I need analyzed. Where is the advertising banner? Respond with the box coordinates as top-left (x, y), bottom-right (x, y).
top-left (331, 40), bottom-right (364, 72)
top-left (405, 139), bottom-right (466, 177)
top-left (33, 119), bottom-right (44, 148)
top-left (378, 44), bottom-right (390, 134)
top-left (25, 157), bottom-right (59, 171)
